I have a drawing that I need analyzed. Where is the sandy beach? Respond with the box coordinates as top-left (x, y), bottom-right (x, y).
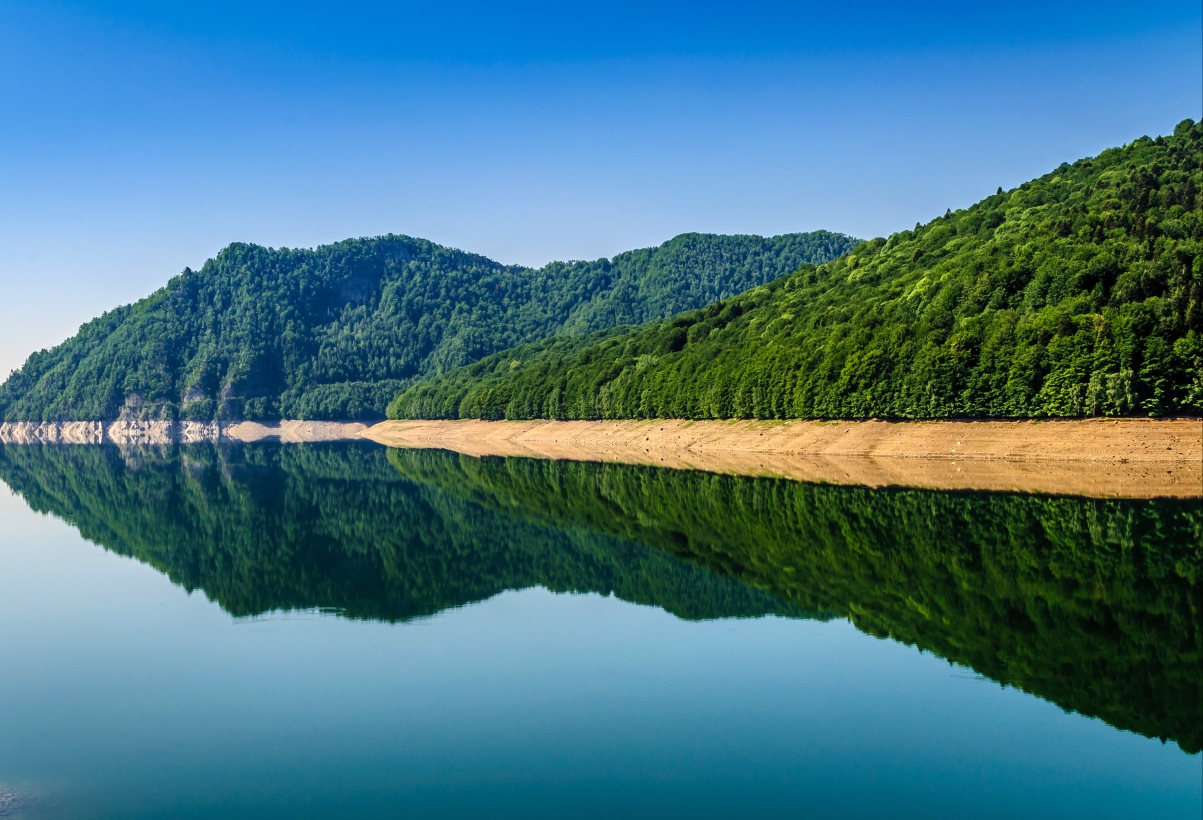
top-left (362, 417), bottom-right (1202, 499)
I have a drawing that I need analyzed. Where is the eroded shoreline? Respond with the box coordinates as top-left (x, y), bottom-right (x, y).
top-left (0, 419), bottom-right (368, 445)
top-left (363, 417), bottom-right (1202, 499)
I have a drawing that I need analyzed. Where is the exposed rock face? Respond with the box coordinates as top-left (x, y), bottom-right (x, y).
top-left (108, 420), bottom-right (198, 444)
top-left (221, 421), bottom-right (372, 443)
top-left (0, 421), bottom-right (367, 444)
top-left (0, 422), bottom-right (106, 444)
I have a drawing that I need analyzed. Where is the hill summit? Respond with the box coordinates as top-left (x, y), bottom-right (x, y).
top-left (0, 231), bottom-right (857, 421)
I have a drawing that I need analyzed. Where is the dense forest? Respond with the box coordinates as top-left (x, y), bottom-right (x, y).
top-left (391, 119), bottom-right (1203, 420)
top-left (0, 442), bottom-right (1196, 750)
top-left (387, 449), bottom-right (1201, 754)
top-left (0, 231), bottom-right (857, 422)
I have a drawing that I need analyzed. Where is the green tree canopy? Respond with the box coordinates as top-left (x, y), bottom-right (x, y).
top-left (391, 120), bottom-right (1203, 420)
top-left (0, 231), bottom-right (858, 422)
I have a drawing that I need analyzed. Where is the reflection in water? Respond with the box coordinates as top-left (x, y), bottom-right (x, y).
top-left (0, 443), bottom-right (803, 623)
top-left (0, 442), bottom-right (1198, 755)
top-left (392, 448), bottom-right (1202, 755)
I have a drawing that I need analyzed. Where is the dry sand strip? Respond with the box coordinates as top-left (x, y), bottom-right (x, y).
top-left (361, 417), bottom-right (1203, 499)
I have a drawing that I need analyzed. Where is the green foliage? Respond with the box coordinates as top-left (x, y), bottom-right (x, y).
top-left (392, 121), bottom-right (1203, 420)
top-left (0, 442), bottom-right (801, 622)
top-left (0, 232), bottom-right (858, 422)
top-left (387, 449), bottom-right (1202, 754)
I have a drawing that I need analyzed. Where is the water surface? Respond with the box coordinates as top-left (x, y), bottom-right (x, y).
top-left (0, 442), bottom-right (1198, 818)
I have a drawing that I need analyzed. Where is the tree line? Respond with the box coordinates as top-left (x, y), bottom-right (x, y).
top-left (0, 232), bottom-right (857, 421)
top-left (391, 119), bottom-right (1203, 421)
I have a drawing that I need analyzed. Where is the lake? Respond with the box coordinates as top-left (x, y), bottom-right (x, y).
top-left (0, 442), bottom-right (1198, 819)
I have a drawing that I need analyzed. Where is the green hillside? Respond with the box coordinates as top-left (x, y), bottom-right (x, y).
top-left (0, 231), bottom-right (857, 422)
top-left (391, 120), bottom-right (1203, 421)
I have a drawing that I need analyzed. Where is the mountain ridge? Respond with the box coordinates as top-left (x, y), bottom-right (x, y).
top-left (0, 230), bottom-right (858, 422)
top-left (390, 120), bottom-right (1203, 421)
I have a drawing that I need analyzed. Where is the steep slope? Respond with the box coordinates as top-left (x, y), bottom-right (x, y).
top-left (391, 120), bottom-right (1203, 421)
top-left (0, 231), bottom-right (857, 422)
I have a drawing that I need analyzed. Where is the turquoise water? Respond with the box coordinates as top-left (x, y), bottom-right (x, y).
top-left (0, 442), bottom-right (1198, 818)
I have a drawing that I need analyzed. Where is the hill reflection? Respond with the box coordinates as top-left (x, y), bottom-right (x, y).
top-left (0, 442), bottom-right (1197, 753)
top-left (0, 442), bottom-right (800, 622)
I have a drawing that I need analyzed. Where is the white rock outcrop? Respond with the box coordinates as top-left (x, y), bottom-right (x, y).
top-left (0, 422), bottom-right (105, 444)
top-left (0, 421), bottom-right (368, 444)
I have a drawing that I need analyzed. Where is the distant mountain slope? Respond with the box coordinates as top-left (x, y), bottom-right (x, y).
top-left (0, 231), bottom-right (857, 421)
top-left (391, 120), bottom-right (1203, 421)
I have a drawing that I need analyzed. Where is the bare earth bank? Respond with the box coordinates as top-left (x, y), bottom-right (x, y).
top-left (0, 420), bottom-right (368, 445)
top-left (363, 418), bottom-right (1202, 499)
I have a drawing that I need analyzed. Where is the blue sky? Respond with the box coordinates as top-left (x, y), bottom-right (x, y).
top-left (1, 1), bottom-right (1200, 375)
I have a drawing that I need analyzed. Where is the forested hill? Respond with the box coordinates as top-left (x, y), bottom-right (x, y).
top-left (391, 119), bottom-right (1203, 421)
top-left (0, 231), bottom-right (857, 422)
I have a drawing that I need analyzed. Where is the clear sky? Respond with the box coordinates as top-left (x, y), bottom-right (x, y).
top-left (1, 1), bottom-right (1200, 376)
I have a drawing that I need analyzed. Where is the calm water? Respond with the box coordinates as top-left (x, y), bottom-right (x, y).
top-left (0, 442), bottom-right (1198, 819)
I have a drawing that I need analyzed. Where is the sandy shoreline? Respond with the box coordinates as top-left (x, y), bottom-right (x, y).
top-left (362, 417), bottom-right (1202, 499)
